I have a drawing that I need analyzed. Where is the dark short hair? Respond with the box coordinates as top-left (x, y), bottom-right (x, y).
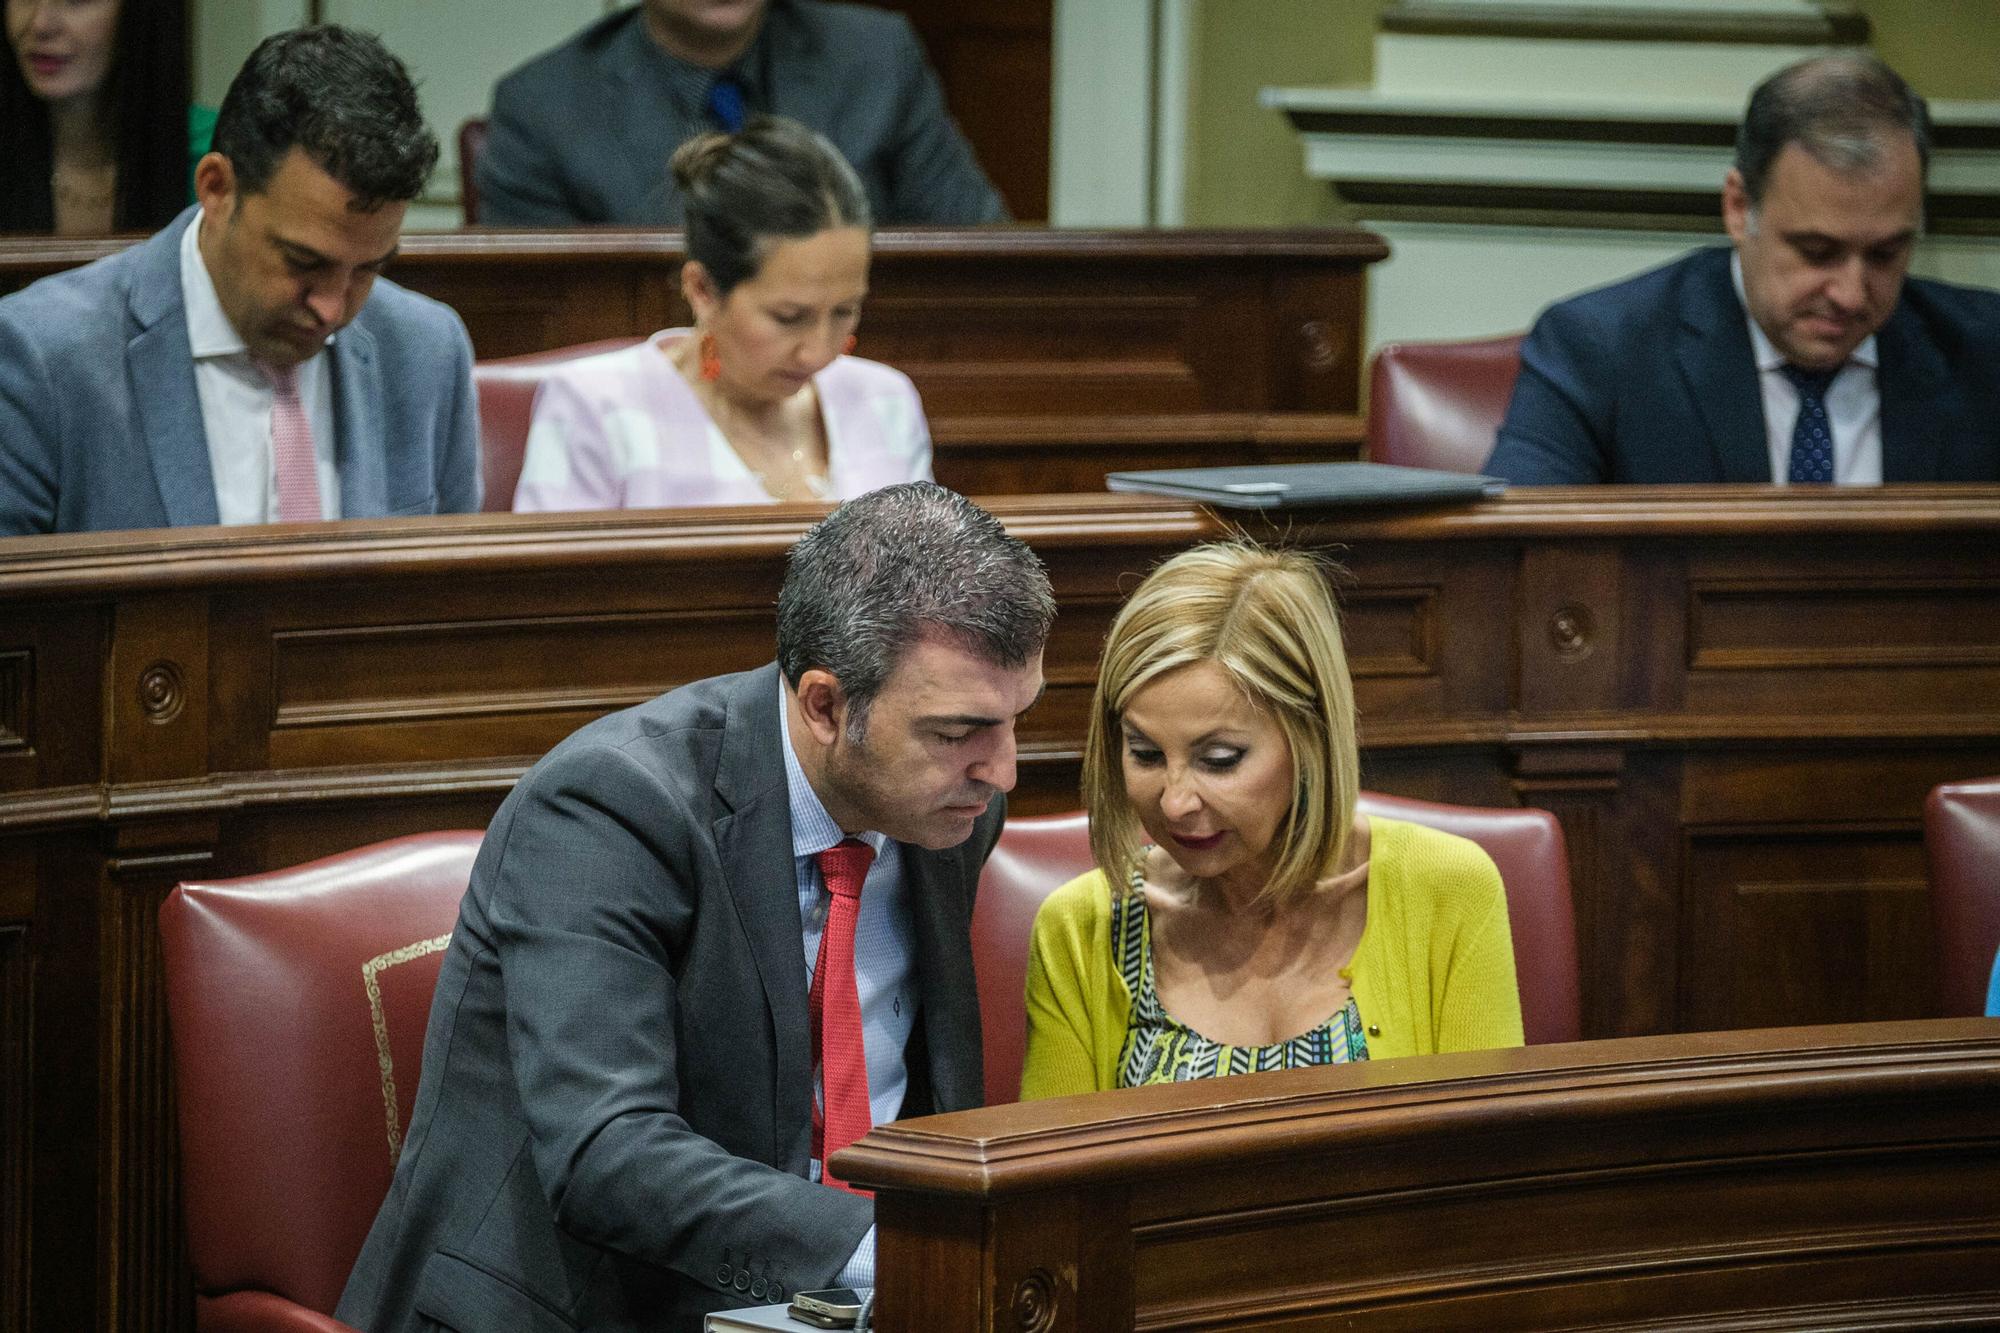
top-left (211, 25), bottom-right (438, 209)
top-left (671, 116), bottom-right (872, 295)
top-left (1736, 53), bottom-right (1929, 204)
top-left (777, 483), bottom-right (1055, 735)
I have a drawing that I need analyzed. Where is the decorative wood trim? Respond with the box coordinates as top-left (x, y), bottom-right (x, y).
top-left (840, 1019), bottom-right (1998, 1193)
top-left (5, 490), bottom-right (2000, 601)
top-left (1378, 1), bottom-right (1872, 46)
top-left (0, 227), bottom-right (1393, 273)
top-left (1323, 182), bottom-right (2000, 236)
top-left (929, 411), bottom-right (1365, 449)
top-left (0, 926), bottom-right (25, 1333)
top-left (0, 651), bottom-right (26, 753)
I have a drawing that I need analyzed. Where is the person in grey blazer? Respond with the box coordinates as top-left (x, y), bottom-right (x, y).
top-left (337, 483), bottom-right (1055, 1332)
top-left (0, 26), bottom-right (480, 537)
top-left (477, 0), bottom-right (1007, 227)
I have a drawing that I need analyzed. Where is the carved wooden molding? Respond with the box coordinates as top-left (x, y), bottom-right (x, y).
top-left (0, 651), bottom-right (25, 753)
top-left (1379, 1), bottom-right (1871, 45)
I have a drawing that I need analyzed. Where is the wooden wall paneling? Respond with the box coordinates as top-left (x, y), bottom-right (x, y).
top-left (26, 831), bottom-right (107, 1333)
top-left (1265, 263), bottom-right (1370, 415)
top-left (1676, 744), bottom-right (2000, 1033)
top-left (871, 0), bottom-right (1054, 221)
top-left (102, 838), bottom-right (207, 1333)
top-left (1680, 533), bottom-right (2000, 727)
top-left (1520, 746), bottom-right (1683, 1039)
top-left (370, 254), bottom-right (680, 363)
top-left (1, 917), bottom-right (26, 1333)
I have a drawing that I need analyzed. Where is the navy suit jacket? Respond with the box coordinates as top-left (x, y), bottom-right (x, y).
top-left (336, 664), bottom-right (998, 1332)
top-left (478, 0), bottom-right (1006, 227)
top-left (1487, 246), bottom-right (2000, 485)
top-left (0, 208), bottom-right (481, 536)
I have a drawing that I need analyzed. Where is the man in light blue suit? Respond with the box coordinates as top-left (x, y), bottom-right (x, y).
top-left (0, 26), bottom-right (480, 538)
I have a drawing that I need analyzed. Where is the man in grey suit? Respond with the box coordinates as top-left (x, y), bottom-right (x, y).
top-left (337, 482), bottom-right (1054, 1332)
top-left (0, 26), bottom-right (480, 537)
top-left (477, 0), bottom-right (1007, 226)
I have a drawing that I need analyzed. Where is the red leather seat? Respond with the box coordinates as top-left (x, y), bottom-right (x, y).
top-left (457, 117), bottom-right (488, 225)
top-left (1365, 333), bottom-right (1524, 475)
top-left (1924, 777), bottom-right (2000, 1016)
top-left (160, 832), bottom-right (483, 1332)
top-left (475, 339), bottom-right (646, 511)
top-left (972, 794), bottom-right (1581, 1103)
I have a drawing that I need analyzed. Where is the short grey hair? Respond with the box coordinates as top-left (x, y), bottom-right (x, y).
top-left (1736, 53), bottom-right (1929, 206)
top-left (777, 483), bottom-right (1056, 735)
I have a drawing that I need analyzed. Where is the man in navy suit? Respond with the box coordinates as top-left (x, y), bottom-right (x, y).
top-left (0, 27), bottom-right (480, 536)
top-left (1488, 54), bottom-right (2000, 486)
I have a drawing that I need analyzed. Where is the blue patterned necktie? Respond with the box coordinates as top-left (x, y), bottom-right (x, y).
top-left (1780, 363), bottom-right (1840, 484)
top-left (706, 74), bottom-right (747, 132)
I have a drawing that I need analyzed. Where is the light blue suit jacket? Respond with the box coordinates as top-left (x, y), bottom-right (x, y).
top-left (0, 207), bottom-right (481, 536)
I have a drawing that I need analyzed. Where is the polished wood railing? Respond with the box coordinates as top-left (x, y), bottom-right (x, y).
top-left (842, 1019), bottom-right (2000, 1331)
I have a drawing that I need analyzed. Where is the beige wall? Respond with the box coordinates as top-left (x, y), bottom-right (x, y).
top-left (1861, 0), bottom-right (2000, 99)
top-left (1183, 1), bottom-right (2000, 227)
top-left (1181, 0), bottom-right (1386, 227)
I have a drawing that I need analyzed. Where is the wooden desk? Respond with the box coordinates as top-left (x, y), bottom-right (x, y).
top-left (4, 487), bottom-right (1999, 1330)
top-left (840, 1019), bottom-right (2000, 1331)
top-left (0, 228), bottom-right (1382, 480)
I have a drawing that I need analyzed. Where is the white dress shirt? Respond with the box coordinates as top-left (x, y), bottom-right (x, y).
top-left (179, 217), bottom-right (342, 522)
top-left (1733, 254), bottom-right (1883, 486)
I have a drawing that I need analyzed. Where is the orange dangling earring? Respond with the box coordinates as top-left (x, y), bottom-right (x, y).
top-left (699, 331), bottom-right (721, 382)
top-left (842, 334), bottom-right (857, 356)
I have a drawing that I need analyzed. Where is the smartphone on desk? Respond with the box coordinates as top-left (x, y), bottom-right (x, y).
top-left (789, 1287), bottom-right (866, 1328)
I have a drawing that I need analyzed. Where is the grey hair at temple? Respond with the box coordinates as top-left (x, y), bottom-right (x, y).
top-left (777, 482), bottom-right (1056, 738)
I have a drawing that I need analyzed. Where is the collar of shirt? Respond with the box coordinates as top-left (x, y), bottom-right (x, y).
top-left (178, 214), bottom-right (335, 364)
top-left (779, 675), bottom-right (888, 865)
top-left (1731, 251), bottom-right (1878, 374)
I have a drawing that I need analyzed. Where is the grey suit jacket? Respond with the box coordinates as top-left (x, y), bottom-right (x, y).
top-left (477, 1), bottom-right (1006, 227)
top-left (0, 208), bottom-right (481, 536)
top-left (336, 664), bottom-right (999, 1333)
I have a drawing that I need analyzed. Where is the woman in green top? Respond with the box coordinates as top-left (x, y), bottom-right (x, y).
top-left (3, 0), bottom-right (208, 234)
top-left (1021, 542), bottom-right (1524, 1100)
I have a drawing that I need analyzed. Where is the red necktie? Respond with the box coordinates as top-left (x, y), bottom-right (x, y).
top-left (261, 363), bottom-right (324, 522)
top-left (810, 838), bottom-right (874, 1194)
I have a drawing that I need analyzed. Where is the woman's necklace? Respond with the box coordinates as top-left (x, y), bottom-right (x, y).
top-left (671, 341), bottom-right (831, 500)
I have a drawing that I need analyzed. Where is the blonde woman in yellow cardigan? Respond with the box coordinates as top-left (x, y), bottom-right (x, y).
top-left (1020, 543), bottom-right (1523, 1099)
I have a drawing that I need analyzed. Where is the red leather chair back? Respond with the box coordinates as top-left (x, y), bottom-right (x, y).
top-left (972, 795), bottom-right (1581, 1102)
top-left (160, 832), bottom-right (483, 1329)
top-left (1365, 333), bottom-right (1525, 474)
top-left (458, 118), bottom-right (488, 225)
top-left (971, 811), bottom-right (1093, 1103)
top-left (1924, 777), bottom-right (2000, 1016)
top-left (474, 339), bottom-right (646, 511)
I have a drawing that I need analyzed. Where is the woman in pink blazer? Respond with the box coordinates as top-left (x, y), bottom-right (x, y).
top-left (514, 117), bottom-right (932, 511)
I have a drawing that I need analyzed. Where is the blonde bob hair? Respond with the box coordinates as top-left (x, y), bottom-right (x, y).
top-left (1082, 542), bottom-right (1361, 905)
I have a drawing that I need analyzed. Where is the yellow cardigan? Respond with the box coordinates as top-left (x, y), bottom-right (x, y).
top-left (1019, 816), bottom-right (1525, 1100)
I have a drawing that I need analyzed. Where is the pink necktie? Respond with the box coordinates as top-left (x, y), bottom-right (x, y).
top-left (810, 838), bottom-right (875, 1194)
top-left (262, 363), bottom-right (324, 522)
